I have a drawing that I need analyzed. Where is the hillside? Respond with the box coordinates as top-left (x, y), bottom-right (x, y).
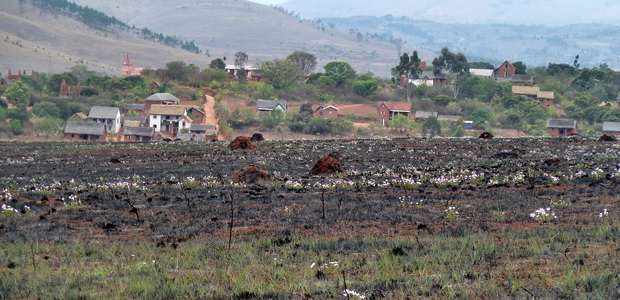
top-left (322, 16), bottom-right (620, 70)
top-left (280, 0), bottom-right (620, 26)
top-left (0, 0), bottom-right (212, 75)
top-left (68, 0), bottom-right (434, 77)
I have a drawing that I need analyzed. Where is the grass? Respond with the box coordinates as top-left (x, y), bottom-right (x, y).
top-left (1, 223), bottom-right (619, 299)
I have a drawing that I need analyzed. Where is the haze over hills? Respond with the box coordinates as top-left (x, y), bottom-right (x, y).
top-left (0, 0), bottom-right (213, 76)
top-left (67, 0), bottom-right (431, 78)
top-left (279, 0), bottom-right (620, 26)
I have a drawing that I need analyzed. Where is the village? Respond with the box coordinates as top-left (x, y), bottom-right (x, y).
top-left (36, 55), bottom-right (618, 142)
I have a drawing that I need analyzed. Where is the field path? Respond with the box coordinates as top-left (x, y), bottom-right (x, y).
top-left (204, 95), bottom-right (226, 141)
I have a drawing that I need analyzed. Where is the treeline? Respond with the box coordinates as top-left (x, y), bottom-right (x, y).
top-left (27, 0), bottom-right (202, 54)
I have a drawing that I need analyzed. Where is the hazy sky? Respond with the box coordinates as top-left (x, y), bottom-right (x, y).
top-left (249, 0), bottom-right (286, 5)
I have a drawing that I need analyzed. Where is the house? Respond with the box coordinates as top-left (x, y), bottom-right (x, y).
top-left (0, 76), bottom-right (11, 87)
top-left (69, 112), bottom-right (88, 122)
top-left (257, 99), bottom-right (287, 116)
top-left (148, 81), bottom-right (160, 90)
top-left (414, 111), bottom-right (439, 120)
top-left (414, 71), bottom-right (448, 87)
top-left (184, 124), bottom-right (218, 141)
top-left (124, 103), bottom-right (145, 112)
top-left (225, 65), bottom-right (263, 82)
top-left (493, 61), bottom-right (516, 80)
top-left (121, 53), bottom-right (143, 77)
top-left (313, 105), bottom-right (340, 118)
top-left (123, 126), bottom-right (155, 142)
top-left (377, 101), bottom-right (413, 127)
top-left (512, 86), bottom-right (555, 107)
top-left (145, 93), bottom-right (180, 106)
top-left (602, 122), bottom-right (620, 136)
top-left (149, 104), bottom-right (192, 135)
top-left (59, 79), bottom-right (93, 97)
top-left (508, 74), bottom-right (535, 85)
top-left (121, 116), bottom-right (146, 128)
top-left (7, 70), bottom-right (34, 82)
top-left (186, 106), bottom-right (206, 124)
top-left (470, 69), bottom-right (494, 79)
top-left (547, 119), bottom-right (577, 137)
top-left (64, 121), bottom-right (107, 141)
top-left (88, 106), bottom-right (121, 134)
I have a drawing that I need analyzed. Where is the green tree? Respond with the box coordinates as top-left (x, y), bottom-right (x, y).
top-left (320, 62), bottom-right (356, 87)
top-left (432, 47), bottom-right (469, 98)
top-left (165, 61), bottom-right (189, 81)
top-left (258, 59), bottom-right (302, 89)
top-left (209, 58), bottom-right (226, 70)
top-left (513, 61), bottom-right (527, 75)
top-left (471, 109), bottom-right (491, 127)
top-left (261, 109), bottom-right (286, 129)
top-left (234, 51), bottom-right (249, 81)
top-left (7, 119), bottom-right (23, 135)
top-left (35, 117), bottom-right (64, 136)
top-left (32, 102), bottom-right (60, 118)
top-left (287, 51), bottom-right (317, 75)
top-left (389, 114), bottom-right (415, 135)
top-left (4, 81), bottom-right (30, 109)
top-left (352, 79), bottom-right (379, 97)
top-left (391, 51), bottom-right (422, 100)
top-left (449, 118), bottom-right (466, 137)
top-left (421, 116), bottom-right (442, 137)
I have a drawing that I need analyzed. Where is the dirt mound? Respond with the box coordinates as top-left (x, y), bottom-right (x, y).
top-left (229, 136), bottom-right (256, 150)
top-left (231, 165), bottom-right (270, 184)
top-left (598, 134), bottom-right (617, 142)
top-left (309, 155), bottom-right (344, 175)
top-left (250, 133), bottom-right (265, 142)
top-left (478, 132), bottom-right (494, 139)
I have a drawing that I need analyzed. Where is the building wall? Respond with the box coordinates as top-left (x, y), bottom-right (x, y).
top-left (318, 107), bottom-right (339, 118)
top-left (603, 131), bottom-right (620, 136)
top-left (377, 105), bottom-right (390, 127)
top-left (495, 62), bottom-right (515, 79)
top-left (547, 127), bottom-right (576, 137)
top-left (540, 98), bottom-right (554, 107)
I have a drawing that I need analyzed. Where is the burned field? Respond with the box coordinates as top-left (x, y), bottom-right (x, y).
top-left (1, 137), bottom-right (619, 299)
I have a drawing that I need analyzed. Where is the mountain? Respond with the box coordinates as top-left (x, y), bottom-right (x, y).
top-left (279, 0), bottom-right (620, 26)
top-left (0, 0), bottom-right (212, 76)
top-left (322, 16), bottom-right (620, 70)
top-left (67, 0), bottom-right (435, 77)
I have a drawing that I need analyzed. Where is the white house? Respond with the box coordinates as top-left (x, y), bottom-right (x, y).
top-left (149, 105), bottom-right (192, 135)
top-left (88, 106), bottom-right (121, 134)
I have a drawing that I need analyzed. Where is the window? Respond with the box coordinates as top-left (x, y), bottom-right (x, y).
top-left (381, 111), bottom-right (385, 115)
top-left (153, 115), bottom-right (158, 119)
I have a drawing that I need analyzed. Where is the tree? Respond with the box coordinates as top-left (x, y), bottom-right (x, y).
top-left (234, 51), bottom-right (249, 81)
top-left (209, 58), bottom-right (226, 70)
top-left (352, 79), bottom-right (379, 97)
top-left (391, 51), bottom-right (421, 100)
top-left (287, 51), bottom-right (317, 75)
top-left (389, 114), bottom-right (415, 135)
top-left (7, 119), bottom-right (23, 135)
top-left (320, 62), bottom-right (356, 87)
top-left (432, 47), bottom-right (469, 98)
top-left (258, 59), bottom-right (302, 89)
top-left (4, 81), bottom-right (30, 109)
top-left (165, 61), bottom-right (188, 81)
top-left (513, 61), bottom-right (527, 75)
top-left (421, 116), bottom-right (442, 137)
top-left (261, 109), bottom-right (286, 129)
top-left (449, 118), bottom-right (466, 137)
top-left (432, 47), bottom-right (469, 76)
top-left (32, 102), bottom-right (60, 118)
top-left (471, 109), bottom-right (491, 127)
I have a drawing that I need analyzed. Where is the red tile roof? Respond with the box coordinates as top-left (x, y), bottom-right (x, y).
top-left (378, 101), bottom-right (412, 112)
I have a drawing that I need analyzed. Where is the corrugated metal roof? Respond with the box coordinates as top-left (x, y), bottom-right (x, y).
top-left (190, 124), bottom-right (218, 135)
top-left (124, 126), bottom-right (154, 137)
top-left (64, 121), bottom-right (105, 135)
top-left (257, 99), bottom-right (288, 110)
top-left (145, 93), bottom-right (180, 103)
top-left (470, 69), bottom-right (494, 77)
top-left (415, 111), bottom-right (439, 119)
top-left (88, 106), bottom-right (119, 119)
top-left (547, 119), bottom-right (576, 128)
top-left (602, 122), bottom-right (620, 132)
top-left (437, 115), bottom-right (462, 122)
top-left (125, 104), bottom-right (144, 110)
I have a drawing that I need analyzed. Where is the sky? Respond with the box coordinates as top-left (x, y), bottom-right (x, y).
top-left (249, 0), bottom-right (286, 5)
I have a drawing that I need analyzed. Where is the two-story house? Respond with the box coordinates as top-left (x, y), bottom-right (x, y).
top-left (149, 105), bottom-right (192, 135)
top-left (88, 106), bottom-right (121, 134)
